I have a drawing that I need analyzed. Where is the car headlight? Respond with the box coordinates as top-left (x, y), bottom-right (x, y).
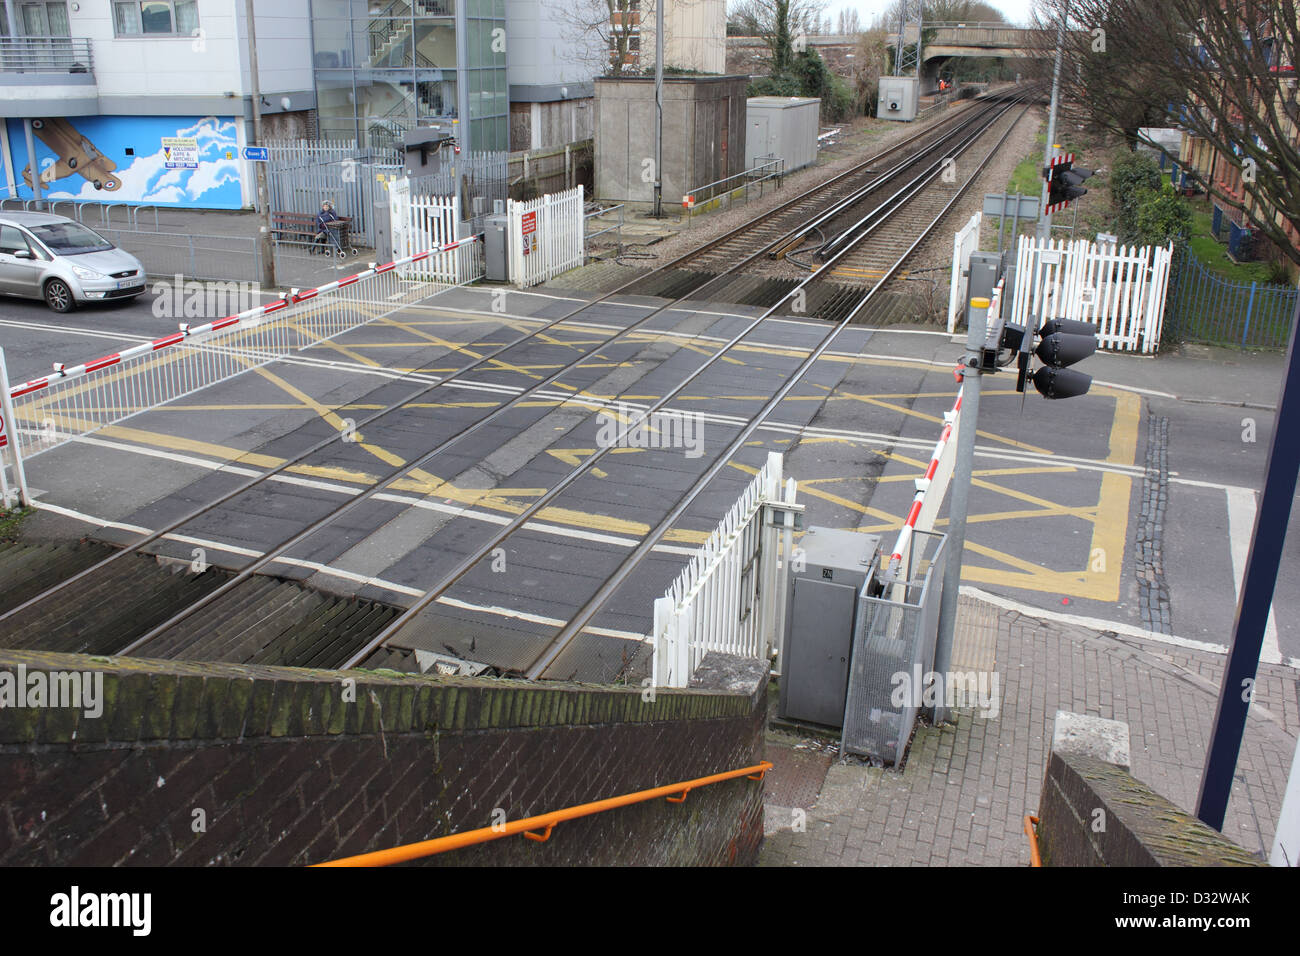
top-left (71, 265), bottom-right (104, 281)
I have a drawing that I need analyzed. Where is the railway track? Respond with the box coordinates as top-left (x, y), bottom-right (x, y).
top-left (0, 85), bottom-right (1037, 681)
top-left (626, 86), bottom-right (1038, 324)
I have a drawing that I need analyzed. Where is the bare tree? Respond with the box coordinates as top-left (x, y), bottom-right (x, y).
top-left (554, 0), bottom-right (640, 77)
top-left (924, 0), bottom-right (1007, 23)
top-left (836, 8), bottom-right (862, 36)
top-left (558, 0), bottom-right (692, 77)
top-left (1035, 0), bottom-right (1300, 266)
top-left (730, 0), bottom-right (828, 73)
top-left (851, 26), bottom-right (893, 113)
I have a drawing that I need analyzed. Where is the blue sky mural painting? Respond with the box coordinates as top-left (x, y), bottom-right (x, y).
top-left (5, 115), bottom-right (244, 209)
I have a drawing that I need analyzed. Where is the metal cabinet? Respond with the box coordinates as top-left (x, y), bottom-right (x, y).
top-left (778, 527), bottom-right (881, 728)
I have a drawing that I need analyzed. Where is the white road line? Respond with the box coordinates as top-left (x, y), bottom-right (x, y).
top-left (31, 500), bottom-right (649, 643)
top-left (0, 318), bottom-right (154, 344)
top-left (1225, 485), bottom-right (1283, 665)
top-left (48, 435), bottom-right (699, 556)
top-left (962, 585), bottom-right (1299, 670)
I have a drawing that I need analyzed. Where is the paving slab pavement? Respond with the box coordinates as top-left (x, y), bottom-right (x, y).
top-left (759, 591), bottom-right (1297, 866)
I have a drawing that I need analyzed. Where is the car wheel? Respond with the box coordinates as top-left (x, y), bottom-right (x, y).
top-left (44, 279), bottom-right (76, 314)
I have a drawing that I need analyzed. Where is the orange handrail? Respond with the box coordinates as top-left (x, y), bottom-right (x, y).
top-left (1024, 815), bottom-right (1042, 867)
top-left (312, 760), bottom-right (773, 867)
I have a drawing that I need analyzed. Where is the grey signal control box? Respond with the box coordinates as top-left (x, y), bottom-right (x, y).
top-left (779, 527), bottom-right (881, 728)
top-left (876, 76), bottom-right (919, 121)
top-left (484, 213), bottom-right (509, 282)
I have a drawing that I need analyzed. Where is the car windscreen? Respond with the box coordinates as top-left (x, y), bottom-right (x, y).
top-left (28, 222), bottom-right (114, 255)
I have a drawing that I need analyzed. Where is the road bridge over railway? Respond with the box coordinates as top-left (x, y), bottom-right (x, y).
top-left (728, 24), bottom-right (1055, 93)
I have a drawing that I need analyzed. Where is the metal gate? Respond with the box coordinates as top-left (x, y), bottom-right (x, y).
top-left (948, 212), bottom-right (982, 333)
top-left (388, 176), bottom-right (480, 284)
top-left (651, 452), bottom-right (801, 688)
top-left (1008, 235), bottom-right (1174, 353)
top-left (3, 240), bottom-right (480, 463)
top-left (507, 186), bottom-right (585, 288)
top-left (266, 139), bottom-right (402, 249)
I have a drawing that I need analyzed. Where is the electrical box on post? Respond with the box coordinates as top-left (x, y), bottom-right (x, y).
top-left (402, 125), bottom-right (454, 177)
top-left (779, 527), bottom-right (881, 728)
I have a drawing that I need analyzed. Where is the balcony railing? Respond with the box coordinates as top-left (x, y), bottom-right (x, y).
top-left (0, 36), bottom-right (93, 75)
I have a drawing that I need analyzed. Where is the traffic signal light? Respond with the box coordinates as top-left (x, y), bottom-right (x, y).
top-left (1011, 318), bottom-right (1098, 399)
top-left (1044, 153), bottom-right (1093, 214)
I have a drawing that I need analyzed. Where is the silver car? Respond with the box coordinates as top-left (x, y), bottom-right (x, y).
top-left (0, 212), bottom-right (147, 313)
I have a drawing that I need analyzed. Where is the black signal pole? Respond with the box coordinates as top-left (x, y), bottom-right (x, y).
top-left (1197, 296), bottom-right (1300, 830)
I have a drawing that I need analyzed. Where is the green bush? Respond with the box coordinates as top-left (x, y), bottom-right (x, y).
top-left (1110, 150), bottom-right (1163, 242)
top-left (1133, 183), bottom-right (1192, 246)
top-left (748, 49), bottom-right (857, 125)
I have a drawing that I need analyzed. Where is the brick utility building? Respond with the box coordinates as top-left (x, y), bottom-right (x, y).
top-left (593, 72), bottom-right (748, 205)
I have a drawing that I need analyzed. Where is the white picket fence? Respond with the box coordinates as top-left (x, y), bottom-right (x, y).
top-left (948, 212), bottom-right (983, 333)
top-left (388, 176), bottom-right (482, 284)
top-left (507, 185), bottom-right (585, 288)
top-left (1009, 235), bottom-right (1174, 353)
top-left (651, 452), bottom-right (802, 688)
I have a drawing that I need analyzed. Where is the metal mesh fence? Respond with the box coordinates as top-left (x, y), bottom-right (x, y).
top-left (842, 530), bottom-right (947, 765)
top-left (99, 229), bottom-right (261, 283)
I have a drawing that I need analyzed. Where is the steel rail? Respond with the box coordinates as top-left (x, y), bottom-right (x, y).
top-left (3, 96), bottom-right (1010, 632)
top-left (108, 97), bottom-right (1028, 655)
top-left (522, 96), bottom-right (1033, 679)
top-left (343, 93), bottom-right (1032, 674)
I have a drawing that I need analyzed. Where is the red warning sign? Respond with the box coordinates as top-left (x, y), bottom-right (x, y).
top-left (0, 412), bottom-right (8, 450)
top-left (521, 210), bottom-right (537, 256)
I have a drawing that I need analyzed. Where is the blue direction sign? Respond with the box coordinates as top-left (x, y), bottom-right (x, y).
top-left (242, 146), bottom-right (269, 162)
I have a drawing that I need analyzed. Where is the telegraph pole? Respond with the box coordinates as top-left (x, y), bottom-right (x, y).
top-left (244, 0), bottom-right (276, 288)
top-left (1037, 0), bottom-right (1068, 240)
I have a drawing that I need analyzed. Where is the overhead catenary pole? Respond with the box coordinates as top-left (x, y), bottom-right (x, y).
top-left (653, 0), bottom-right (664, 218)
top-left (1198, 297), bottom-right (1300, 833)
top-left (1037, 0), bottom-right (1068, 240)
top-left (244, 0), bottom-right (276, 289)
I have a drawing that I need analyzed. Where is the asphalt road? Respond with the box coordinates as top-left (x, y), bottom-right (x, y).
top-left (4, 282), bottom-right (1297, 675)
top-left (0, 282), bottom-right (283, 386)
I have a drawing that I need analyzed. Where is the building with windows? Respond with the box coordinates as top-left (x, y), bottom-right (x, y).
top-left (0, 0), bottom-right (315, 209)
top-left (505, 0), bottom-right (604, 151)
top-left (638, 0), bottom-right (724, 75)
top-left (0, 0), bottom-right (516, 209)
top-left (310, 0), bottom-right (509, 153)
top-left (1176, 16), bottom-right (1300, 264)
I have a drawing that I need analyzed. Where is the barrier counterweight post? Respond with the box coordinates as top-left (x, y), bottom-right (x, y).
top-left (0, 347), bottom-right (31, 508)
top-left (932, 296), bottom-right (990, 724)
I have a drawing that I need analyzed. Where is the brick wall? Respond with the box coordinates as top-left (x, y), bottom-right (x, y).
top-left (1037, 750), bottom-right (1264, 867)
top-left (0, 650), bottom-right (767, 866)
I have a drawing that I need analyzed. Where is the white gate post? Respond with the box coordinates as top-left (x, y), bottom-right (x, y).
top-left (0, 347), bottom-right (31, 507)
